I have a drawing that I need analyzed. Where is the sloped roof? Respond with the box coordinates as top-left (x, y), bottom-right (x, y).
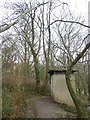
top-left (48, 69), bottom-right (76, 76)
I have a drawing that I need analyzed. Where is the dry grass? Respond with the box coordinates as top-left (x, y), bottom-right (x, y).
top-left (2, 85), bottom-right (30, 118)
top-left (2, 73), bottom-right (33, 118)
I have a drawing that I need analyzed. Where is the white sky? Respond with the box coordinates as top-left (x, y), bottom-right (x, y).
top-left (0, 0), bottom-right (90, 22)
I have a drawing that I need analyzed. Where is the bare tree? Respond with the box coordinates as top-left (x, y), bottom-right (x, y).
top-left (1, 0), bottom-right (90, 117)
top-left (12, 1), bottom-right (43, 92)
top-left (65, 40), bottom-right (90, 118)
top-left (40, 1), bottom-right (52, 92)
top-left (50, 17), bottom-right (90, 117)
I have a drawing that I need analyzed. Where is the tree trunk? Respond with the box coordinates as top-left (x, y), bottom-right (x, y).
top-left (65, 66), bottom-right (88, 118)
top-left (65, 41), bottom-right (90, 118)
top-left (41, 2), bottom-right (52, 93)
top-left (33, 56), bottom-right (40, 93)
top-left (41, 61), bottom-right (49, 93)
top-left (88, 49), bottom-right (90, 101)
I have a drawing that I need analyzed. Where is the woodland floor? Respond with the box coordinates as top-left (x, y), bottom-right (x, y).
top-left (26, 95), bottom-right (76, 118)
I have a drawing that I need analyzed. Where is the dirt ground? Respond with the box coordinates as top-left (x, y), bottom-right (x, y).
top-left (26, 95), bottom-right (76, 118)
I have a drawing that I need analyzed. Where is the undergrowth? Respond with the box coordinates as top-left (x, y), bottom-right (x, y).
top-left (58, 102), bottom-right (77, 113)
top-left (2, 85), bottom-right (30, 118)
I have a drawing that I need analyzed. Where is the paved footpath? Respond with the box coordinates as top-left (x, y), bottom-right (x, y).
top-left (26, 95), bottom-right (75, 118)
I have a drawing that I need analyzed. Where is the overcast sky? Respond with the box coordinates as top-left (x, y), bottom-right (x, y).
top-left (0, 0), bottom-right (90, 23)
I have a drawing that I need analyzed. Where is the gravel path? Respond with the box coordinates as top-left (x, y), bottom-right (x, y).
top-left (26, 95), bottom-right (75, 118)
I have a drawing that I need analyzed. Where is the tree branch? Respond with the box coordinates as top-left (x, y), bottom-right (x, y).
top-left (53, 54), bottom-right (66, 68)
top-left (72, 41), bottom-right (90, 67)
top-left (0, 20), bottom-right (18, 33)
top-left (0, 1), bottom-right (49, 33)
top-left (49, 19), bottom-right (90, 28)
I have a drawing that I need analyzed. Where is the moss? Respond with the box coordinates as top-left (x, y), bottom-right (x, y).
top-left (58, 102), bottom-right (77, 113)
